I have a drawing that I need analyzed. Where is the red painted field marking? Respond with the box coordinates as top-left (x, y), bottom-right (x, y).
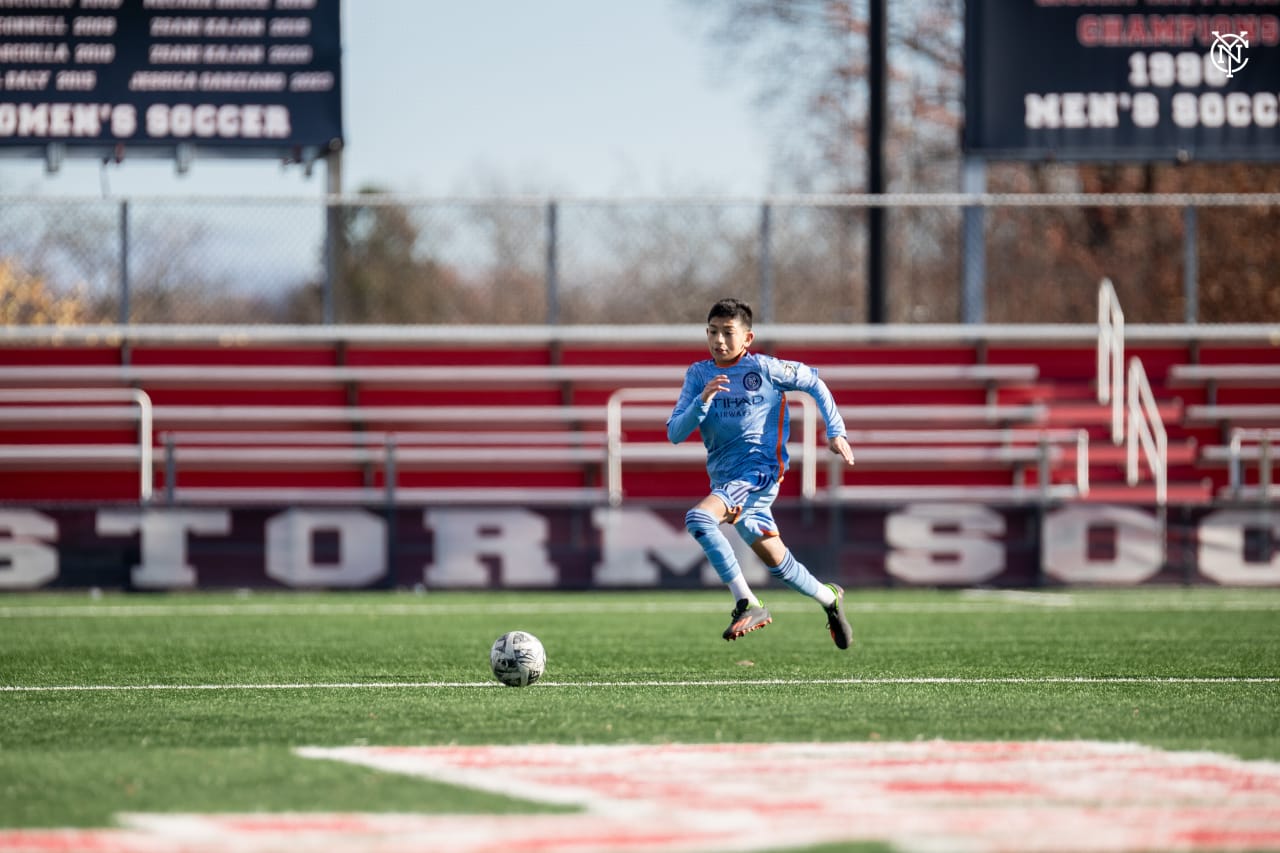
top-left (1, 741), bottom-right (1279, 852)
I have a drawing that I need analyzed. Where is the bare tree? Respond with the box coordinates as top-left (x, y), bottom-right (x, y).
top-left (681, 0), bottom-right (1280, 323)
top-left (681, 0), bottom-right (966, 320)
top-left (290, 188), bottom-right (471, 324)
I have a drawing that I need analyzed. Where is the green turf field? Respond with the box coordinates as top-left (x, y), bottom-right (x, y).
top-left (2, 587), bottom-right (1278, 850)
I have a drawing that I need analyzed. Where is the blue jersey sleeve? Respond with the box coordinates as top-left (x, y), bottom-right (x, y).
top-left (667, 364), bottom-right (712, 444)
top-left (762, 357), bottom-right (847, 439)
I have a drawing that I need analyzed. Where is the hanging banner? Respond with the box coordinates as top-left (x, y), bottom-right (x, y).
top-left (964, 1), bottom-right (1280, 161)
top-left (0, 0), bottom-right (341, 156)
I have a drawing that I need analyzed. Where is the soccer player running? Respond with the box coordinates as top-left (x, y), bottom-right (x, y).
top-left (667, 297), bottom-right (857, 648)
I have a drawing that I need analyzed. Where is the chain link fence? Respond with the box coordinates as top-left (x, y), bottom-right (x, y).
top-left (2, 193), bottom-right (1278, 325)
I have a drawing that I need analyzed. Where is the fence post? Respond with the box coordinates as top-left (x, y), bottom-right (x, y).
top-left (546, 200), bottom-right (559, 325)
top-left (1183, 205), bottom-right (1199, 323)
top-left (759, 202), bottom-right (773, 323)
top-left (961, 158), bottom-right (987, 324)
top-left (323, 198), bottom-right (336, 325)
top-left (118, 199), bottom-right (130, 324)
top-left (322, 150), bottom-right (343, 325)
top-left (867, 0), bottom-right (887, 324)
top-left (164, 432), bottom-right (175, 505)
top-left (1263, 435), bottom-right (1273, 506)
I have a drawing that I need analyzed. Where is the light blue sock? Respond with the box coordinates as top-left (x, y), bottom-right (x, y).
top-left (768, 550), bottom-right (823, 598)
top-left (685, 508), bottom-right (741, 584)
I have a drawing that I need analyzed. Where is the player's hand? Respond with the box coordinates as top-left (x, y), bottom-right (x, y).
top-left (700, 374), bottom-right (730, 403)
top-left (829, 435), bottom-right (855, 466)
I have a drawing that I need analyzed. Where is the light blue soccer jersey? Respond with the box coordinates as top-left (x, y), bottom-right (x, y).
top-left (666, 351), bottom-right (846, 486)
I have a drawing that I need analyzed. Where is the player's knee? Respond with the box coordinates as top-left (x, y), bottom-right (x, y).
top-left (684, 508), bottom-right (719, 540)
top-left (762, 547), bottom-right (793, 578)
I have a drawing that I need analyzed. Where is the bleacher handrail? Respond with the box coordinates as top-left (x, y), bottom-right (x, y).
top-left (1126, 357), bottom-right (1168, 506)
top-left (1076, 428), bottom-right (1091, 498)
top-left (1227, 428), bottom-right (1278, 503)
top-left (1097, 277), bottom-right (1125, 445)
top-left (0, 388), bottom-right (153, 502)
top-left (604, 387), bottom-right (818, 507)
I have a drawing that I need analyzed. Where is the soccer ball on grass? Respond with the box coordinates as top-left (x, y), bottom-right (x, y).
top-left (490, 630), bottom-right (546, 687)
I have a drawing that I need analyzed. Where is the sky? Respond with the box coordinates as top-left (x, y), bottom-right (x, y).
top-left (0, 1), bottom-right (773, 198)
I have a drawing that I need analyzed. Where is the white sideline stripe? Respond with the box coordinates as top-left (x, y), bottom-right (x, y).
top-left (2, 676), bottom-right (1278, 692)
top-left (958, 589), bottom-right (1077, 606)
top-left (2, 597), bottom-right (1279, 619)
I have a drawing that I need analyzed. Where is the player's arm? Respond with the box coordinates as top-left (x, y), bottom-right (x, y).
top-left (810, 378), bottom-right (855, 465)
top-left (773, 359), bottom-right (855, 466)
top-left (666, 367), bottom-right (726, 443)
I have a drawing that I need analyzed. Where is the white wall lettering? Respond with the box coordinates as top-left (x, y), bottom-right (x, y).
top-left (1198, 509), bottom-right (1280, 586)
top-left (0, 510), bottom-right (58, 589)
top-left (885, 503), bottom-right (1006, 585)
top-left (96, 509), bottom-right (231, 589)
top-left (423, 508), bottom-right (557, 587)
top-left (265, 509), bottom-right (386, 588)
top-left (1043, 504), bottom-right (1161, 585)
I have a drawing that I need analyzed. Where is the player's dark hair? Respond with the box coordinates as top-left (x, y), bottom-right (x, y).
top-left (707, 298), bottom-right (753, 328)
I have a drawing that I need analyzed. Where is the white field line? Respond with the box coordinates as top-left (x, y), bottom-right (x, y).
top-left (2, 676), bottom-right (1278, 693)
top-left (958, 589), bottom-right (1077, 606)
top-left (2, 596), bottom-right (1279, 619)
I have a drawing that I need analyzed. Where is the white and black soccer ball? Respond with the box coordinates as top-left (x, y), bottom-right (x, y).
top-left (489, 630), bottom-right (546, 687)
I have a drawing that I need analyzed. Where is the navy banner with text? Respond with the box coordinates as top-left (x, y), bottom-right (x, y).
top-left (0, 0), bottom-right (341, 155)
top-left (965, 1), bottom-right (1280, 161)
top-left (1, 503), bottom-right (1277, 590)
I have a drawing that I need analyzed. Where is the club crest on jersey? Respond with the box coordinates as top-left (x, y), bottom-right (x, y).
top-left (743, 372), bottom-right (762, 391)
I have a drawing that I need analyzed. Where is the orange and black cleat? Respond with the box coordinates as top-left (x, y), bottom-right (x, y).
top-left (723, 599), bottom-right (772, 641)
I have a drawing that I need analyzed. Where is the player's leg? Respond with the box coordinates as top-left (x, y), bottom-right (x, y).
top-left (684, 493), bottom-right (742, 591)
top-left (737, 500), bottom-right (853, 650)
top-left (730, 480), bottom-right (823, 598)
top-left (685, 487), bottom-right (770, 640)
top-left (747, 532), bottom-right (829, 599)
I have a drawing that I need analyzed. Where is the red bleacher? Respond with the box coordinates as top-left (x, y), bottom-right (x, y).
top-left (1, 322), bottom-right (1278, 506)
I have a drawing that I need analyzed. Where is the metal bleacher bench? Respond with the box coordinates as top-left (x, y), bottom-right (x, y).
top-left (0, 365), bottom-right (1053, 504)
top-left (0, 402), bottom-right (1048, 430)
top-left (1198, 428), bottom-right (1280, 502)
top-left (0, 363), bottom-right (1039, 390)
top-left (151, 426), bottom-right (1078, 506)
top-left (1173, 364), bottom-right (1280, 458)
top-left (1167, 364), bottom-right (1280, 407)
top-left (1167, 364), bottom-right (1280, 386)
top-left (1182, 405), bottom-right (1280, 427)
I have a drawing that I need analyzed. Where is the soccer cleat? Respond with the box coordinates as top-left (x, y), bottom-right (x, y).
top-left (824, 583), bottom-right (853, 650)
top-left (723, 598), bottom-right (772, 641)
